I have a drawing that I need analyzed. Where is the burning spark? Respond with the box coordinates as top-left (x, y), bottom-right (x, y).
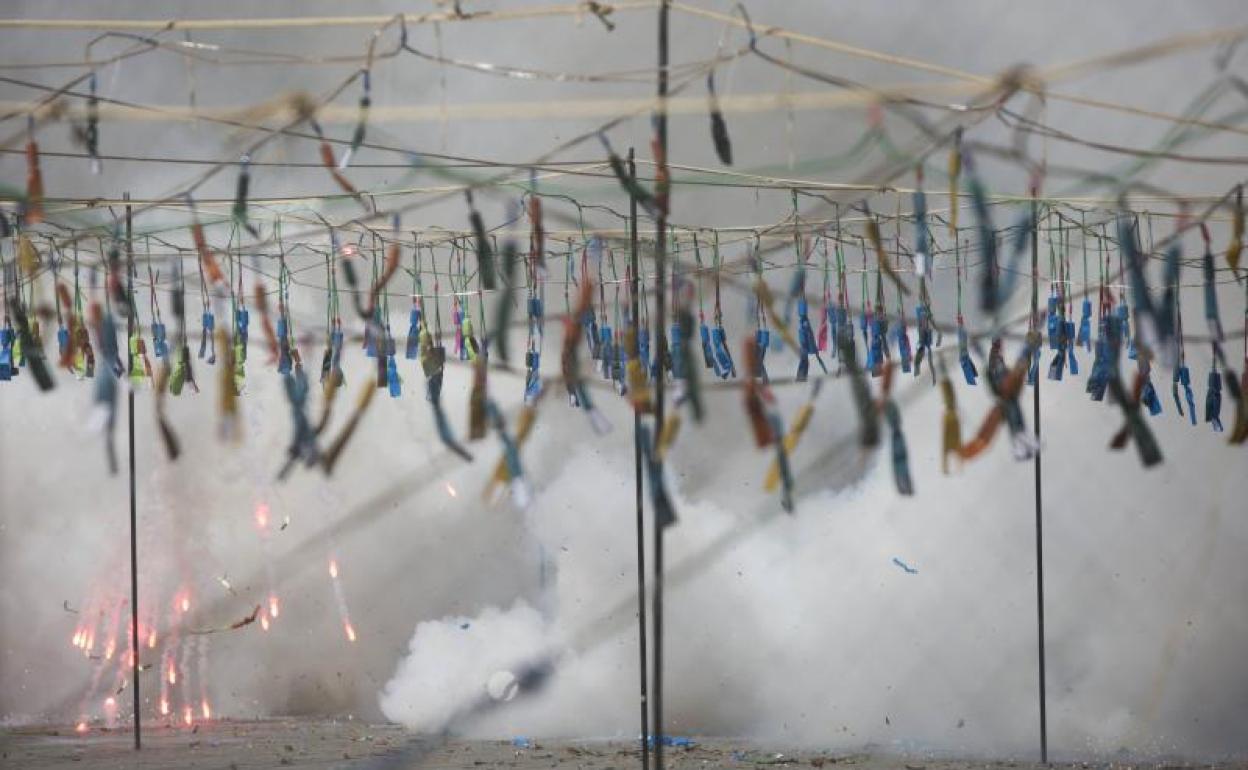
top-left (183, 706), bottom-right (193, 727)
top-left (328, 560), bottom-right (339, 579)
top-left (268, 595), bottom-right (280, 619)
top-left (344, 622), bottom-right (357, 643)
top-left (255, 502), bottom-right (270, 530)
top-left (445, 482), bottom-right (458, 498)
top-left (201, 700), bottom-right (211, 720)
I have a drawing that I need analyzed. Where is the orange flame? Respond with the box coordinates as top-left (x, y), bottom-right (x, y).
top-left (180, 596), bottom-right (190, 613)
top-left (183, 706), bottom-right (193, 726)
top-left (201, 700), bottom-right (211, 720)
top-left (147, 629), bottom-right (157, 649)
top-left (260, 613), bottom-right (270, 632)
top-left (168, 661), bottom-right (177, 685)
top-left (160, 698), bottom-right (169, 716)
top-left (75, 721), bottom-right (88, 734)
top-left (269, 595), bottom-right (280, 618)
top-left (344, 622), bottom-right (357, 642)
top-left (328, 560), bottom-right (339, 579)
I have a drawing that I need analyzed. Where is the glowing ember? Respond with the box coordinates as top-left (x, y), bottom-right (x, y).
top-left (344, 622), bottom-right (357, 642)
top-left (75, 721), bottom-right (88, 734)
top-left (180, 596), bottom-right (190, 613)
top-left (160, 698), bottom-right (169, 716)
top-left (183, 706), bottom-right (193, 726)
top-left (255, 502), bottom-right (270, 530)
top-left (167, 662), bottom-right (177, 685)
top-left (104, 641), bottom-right (115, 661)
top-left (201, 700), bottom-right (211, 720)
top-left (328, 560), bottom-right (339, 579)
top-left (445, 482), bottom-right (458, 498)
top-left (269, 595), bottom-right (280, 618)
top-left (260, 614), bottom-right (270, 632)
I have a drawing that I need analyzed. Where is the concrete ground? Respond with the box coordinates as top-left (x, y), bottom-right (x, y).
top-left (0, 720), bottom-right (1240, 770)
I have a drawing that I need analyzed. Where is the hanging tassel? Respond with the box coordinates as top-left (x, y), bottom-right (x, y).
top-left (386, 333), bottom-right (401, 398)
top-left (655, 413), bottom-right (682, 463)
top-left (839, 333), bottom-right (880, 448)
top-left (485, 399), bottom-right (531, 509)
top-left (884, 401), bottom-right (914, 496)
top-left (626, 326), bottom-right (653, 413)
top-left (895, 318), bottom-right (912, 375)
top-left (1106, 372), bottom-right (1163, 467)
top-left (405, 303), bottom-right (421, 360)
top-left (153, 360), bottom-right (181, 461)
top-left (231, 155), bottom-right (259, 238)
top-left (742, 337), bottom-right (774, 447)
top-left (321, 383), bottom-right (377, 475)
top-left (913, 303), bottom-right (933, 380)
top-left (1077, 298), bottom-right (1092, 351)
top-left (699, 316), bottom-right (715, 369)
top-left (754, 327), bottom-right (771, 382)
top-left (484, 400), bottom-right (540, 501)
top-left (338, 70), bottom-right (371, 170)
top-left (1202, 225), bottom-right (1225, 341)
top-left (864, 217), bottom-right (911, 298)
top-left (198, 310), bottom-right (216, 364)
top-left (466, 190), bottom-right (496, 290)
top-left (764, 399), bottom-right (815, 493)
top-left (711, 323), bottom-right (735, 378)
top-left (600, 133), bottom-right (660, 219)
top-left (1177, 364), bottom-right (1197, 425)
top-left (1206, 367), bottom-right (1224, 432)
top-left (638, 424), bottom-right (677, 528)
top-left (217, 326), bottom-right (238, 441)
top-left (469, 358), bottom-right (488, 440)
top-left (1087, 317), bottom-right (1112, 402)
top-left (277, 367), bottom-right (318, 478)
top-left (1226, 184), bottom-right (1243, 275)
top-left (1065, 319), bottom-right (1079, 375)
top-left (10, 292), bottom-right (54, 391)
top-left (940, 370), bottom-right (962, 474)
top-left (88, 303), bottom-right (119, 472)
top-left (24, 128), bottom-right (44, 225)
top-left (706, 71), bottom-right (733, 165)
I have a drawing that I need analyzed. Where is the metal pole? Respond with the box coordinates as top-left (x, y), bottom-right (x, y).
top-left (628, 147), bottom-right (651, 770)
top-left (651, 3), bottom-right (670, 768)
top-left (1031, 195), bottom-right (1048, 764)
top-left (125, 193), bottom-right (141, 750)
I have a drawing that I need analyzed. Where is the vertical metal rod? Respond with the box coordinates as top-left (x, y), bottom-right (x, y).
top-left (125, 193), bottom-right (141, 751)
top-left (1031, 196), bottom-right (1048, 764)
top-left (652, 3), bottom-right (671, 768)
top-left (628, 147), bottom-right (651, 770)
